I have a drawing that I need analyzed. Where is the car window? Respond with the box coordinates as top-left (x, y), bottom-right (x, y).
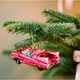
top-left (39, 53), bottom-right (48, 57)
top-left (22, 50), bottom-right (32, 58)
top-left (39, 52), bottom-right (53, 59)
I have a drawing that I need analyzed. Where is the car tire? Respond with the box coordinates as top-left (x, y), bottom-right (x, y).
top-left (37, 67), bottom-right (44, 71)
top-left (16, 59), bottom-right (21, 64)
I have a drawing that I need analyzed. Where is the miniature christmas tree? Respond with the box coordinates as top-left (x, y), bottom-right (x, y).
top-left (2, 9), bottom-right (80, 79)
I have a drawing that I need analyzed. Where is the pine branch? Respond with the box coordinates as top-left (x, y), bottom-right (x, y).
top-left (3, 21), bottom-right (80, 49)
top-left (3, 21), bottom-right (76, 37)
top-left (14, 36), bottom-right (46, 49)
top-left (2, 49), bottom-right (14, 56)
top-left (43, 41), bottom-right (73, 57)
top-left (43, 9), bottom-right (80, 28)
top-left (3, 21), bottom-right (46, 35)
top-left (2, 8), bottom-right (80, 79)
top-left (43, 57), bottom-right (76, 79)
top-left (14, 38), bottom-right (32, 48)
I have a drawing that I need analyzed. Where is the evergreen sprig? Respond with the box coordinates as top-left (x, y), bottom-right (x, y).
top-left (2, 9), bottom-right (80, 78)
top-left (43, 9), bottom-right (80, 28)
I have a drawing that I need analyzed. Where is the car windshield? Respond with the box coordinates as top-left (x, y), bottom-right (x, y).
top-left (22, 50), bottom-right (32, 58)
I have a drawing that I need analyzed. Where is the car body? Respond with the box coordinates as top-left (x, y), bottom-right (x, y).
top-left (10, 47), bottom-right (60, 70)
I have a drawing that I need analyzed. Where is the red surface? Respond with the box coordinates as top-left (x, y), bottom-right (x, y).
top-left (10, 47), bottom-right (60, 70)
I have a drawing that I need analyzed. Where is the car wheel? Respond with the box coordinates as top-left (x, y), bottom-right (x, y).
top-left (16, 59), bottom-right (21, 64)
top-left (37, 67), bottom-right (44, 71)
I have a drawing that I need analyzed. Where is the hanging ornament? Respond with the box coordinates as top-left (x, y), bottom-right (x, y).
top-left (73, 49), bottom-right (80, 80)
top-left (10, 47), bottom-right (60, 70)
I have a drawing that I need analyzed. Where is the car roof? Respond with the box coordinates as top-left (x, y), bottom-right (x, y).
top-left (19, 47), bottom-right (58, 55)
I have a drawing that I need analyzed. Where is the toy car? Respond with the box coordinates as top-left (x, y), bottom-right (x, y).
top-left (10, 47), bottom-right (60, 70)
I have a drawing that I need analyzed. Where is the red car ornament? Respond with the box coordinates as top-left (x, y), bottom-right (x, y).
top-left (10, 47), bottom-right (60, 70)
